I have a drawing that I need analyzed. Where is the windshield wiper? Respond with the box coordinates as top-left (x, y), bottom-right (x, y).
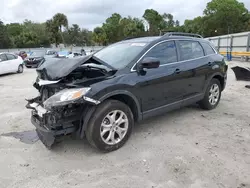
top-left (85, 65), bottom-right (108, 74)
top-left (92, 55), bottom-right (117, 70)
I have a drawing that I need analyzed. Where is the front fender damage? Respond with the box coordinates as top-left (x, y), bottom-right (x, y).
top-left (26, 95), bottom-right (100, 148)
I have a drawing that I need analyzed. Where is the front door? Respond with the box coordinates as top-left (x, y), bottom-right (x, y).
top-left (131, 40), bottom-right (187, 118)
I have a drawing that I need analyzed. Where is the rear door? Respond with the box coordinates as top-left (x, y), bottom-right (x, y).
top-left (0, 54), bottom-right (9, 74)
top-left (176, 40), bottom-right (207, 101)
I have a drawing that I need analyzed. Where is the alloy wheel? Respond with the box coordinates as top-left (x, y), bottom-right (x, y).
top-left (100, 110), bottom-right (129, 145)
top-left (209, 83), bottom-right (220, 105)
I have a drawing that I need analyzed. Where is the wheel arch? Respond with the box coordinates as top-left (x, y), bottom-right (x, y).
top-left (212, 74), bottom-right (225, 90)
top-left (205, 72), bottom-right (225, 92)
top-left (99, 90), bottom-right (142, 122)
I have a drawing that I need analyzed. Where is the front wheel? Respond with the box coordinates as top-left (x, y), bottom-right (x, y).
top-left (85, 100), bottom-right (134, 152)
top-left (199, 78), bottom-right (221, 110)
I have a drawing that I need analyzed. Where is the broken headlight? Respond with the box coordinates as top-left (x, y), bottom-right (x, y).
top-left (43, 88), bottom-right (91, 109)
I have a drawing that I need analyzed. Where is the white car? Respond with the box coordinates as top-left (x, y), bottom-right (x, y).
top-left (0, 52), bottom-right (24, 75)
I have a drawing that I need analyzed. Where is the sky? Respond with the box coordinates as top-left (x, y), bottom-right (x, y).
top-left (1, 0), bottom-right (250, 30)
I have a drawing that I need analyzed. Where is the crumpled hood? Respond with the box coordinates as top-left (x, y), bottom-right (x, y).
top-left (36, 55), bottom-right (92, 81)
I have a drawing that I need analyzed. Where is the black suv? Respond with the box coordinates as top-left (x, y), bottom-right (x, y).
top-left (26, 32), bottom-right (228, 152)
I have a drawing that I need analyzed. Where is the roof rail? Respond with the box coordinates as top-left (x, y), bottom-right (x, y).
top-left (162, 32), bottom-right (203, 38)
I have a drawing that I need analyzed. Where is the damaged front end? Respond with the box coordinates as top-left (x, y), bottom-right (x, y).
top-left (26, 86), bottom-right (99, 148)
top-left (25, 56), bottom-right (113, 148)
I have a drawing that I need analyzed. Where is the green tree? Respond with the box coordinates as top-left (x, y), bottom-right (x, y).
top-left (102, 13), bottom-right (123, 43)
top-left (120, 17), bottom-right (145, 38)
top-left (143, 9), bottom-right (163, 35)
top-left (162, 13), bottom-right (175, 28)
top-left (80, 29), bottom-right (93, 46)
top-left (0, 21), bottom-right (12, 48)
top-left (92, 27), bottom-right (107, 45)
top-left (45, 13), bottom-right (68, 46)
top-left (53, 13), bottom-right (68, 32)
top-left (203, 0), bottom-right (249, 35)
top-left (53, 13), bottom-right (68, 45)
top-left (23, 20), bottom-right (50, 47)
top-left (184, 16), bottom-right (207, 35)
top-left (6, 23), bottom-right (23, 36)
top-left (67, 24), bottom-right (81, 45)
top-left (45, 19), bottom-right (61, 46)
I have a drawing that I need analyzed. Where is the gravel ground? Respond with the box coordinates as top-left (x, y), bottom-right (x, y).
top-left (0, 61), bottom-right (250, 188)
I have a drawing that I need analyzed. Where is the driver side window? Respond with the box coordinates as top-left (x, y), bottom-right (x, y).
top-left (144, 41), bottom-right (177, 65)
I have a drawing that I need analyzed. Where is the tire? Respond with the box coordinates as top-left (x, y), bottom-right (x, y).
top-left (17, 64), bottom-right (23, 73)
top-left (199, 78), bottom-right (221, 110)
top-left (85, 100), bottom-right (134, 152)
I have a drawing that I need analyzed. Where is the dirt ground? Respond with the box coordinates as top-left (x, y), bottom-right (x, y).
top-left (0, 61), bottom-right (250, 188)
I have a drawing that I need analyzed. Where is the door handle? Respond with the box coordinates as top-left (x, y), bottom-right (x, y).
top-left (175, 68), bottom-right (181, 74)
top-left (208, 62), bottom-right (212, 66)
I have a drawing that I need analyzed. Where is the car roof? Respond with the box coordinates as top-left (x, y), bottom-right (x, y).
top-left (121, 36), bottom-right (161, 43)
top-left (120, 35), bottom-right (208, 45)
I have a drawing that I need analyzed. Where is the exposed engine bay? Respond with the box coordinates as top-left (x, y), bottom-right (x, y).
top-left (35, 65), bottom-right (111, 103)
top-left (34, 56), bottom-right (116, 104)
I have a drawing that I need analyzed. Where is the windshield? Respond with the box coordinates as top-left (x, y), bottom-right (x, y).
top-left (93, 42), bottom-right (148, 69)
top-left (30, 51), bottom-right (45, 57)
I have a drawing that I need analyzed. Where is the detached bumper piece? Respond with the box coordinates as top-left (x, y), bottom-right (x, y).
top-left (26, 100), bottom-right (83, 148)
top-left (231, 66), bottom-right (250, 81)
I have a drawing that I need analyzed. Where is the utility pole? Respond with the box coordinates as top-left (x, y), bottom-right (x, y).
top-left (226, 23), bottom-right (232, 61)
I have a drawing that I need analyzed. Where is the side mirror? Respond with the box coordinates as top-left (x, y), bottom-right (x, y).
top-left (138, 57), bottom-right (160, 71)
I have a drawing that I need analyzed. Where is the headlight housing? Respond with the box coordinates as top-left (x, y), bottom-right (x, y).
top-left (43, 88), bottom-right (91, 109)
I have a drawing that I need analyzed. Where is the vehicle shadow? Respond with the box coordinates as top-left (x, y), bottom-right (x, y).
top-left (51, 103), bottom-right (203, 155)
top-left (133, 103), bottom-right (200, 133)
top-left (0, 73), bottom-right (16, 78)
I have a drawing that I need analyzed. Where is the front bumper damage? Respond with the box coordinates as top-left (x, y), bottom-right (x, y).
top-left (26, 96), bottom-right (99, 148)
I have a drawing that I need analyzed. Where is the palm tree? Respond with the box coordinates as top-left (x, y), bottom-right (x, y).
top-left (53, 13), bottom-right (68, 32)
top-left (52, 13), bottom-right (68, 47)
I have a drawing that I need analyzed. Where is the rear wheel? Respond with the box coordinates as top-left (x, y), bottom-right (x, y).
top-left (85, 100), bottom-right (134, 152)
top-left (199, 79), bottom-right (221, 110)
top-left (17, 64), bottom-right (23, 73)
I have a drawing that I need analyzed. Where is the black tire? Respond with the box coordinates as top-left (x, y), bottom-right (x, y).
top-left (85, 100), bottom-right (134, 152)
top-left (199, 78), bottom-right (221, 110)
top-left (17, 64), bottom-right (23, 73)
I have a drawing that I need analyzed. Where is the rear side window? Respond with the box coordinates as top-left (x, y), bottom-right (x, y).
top-left (144, 41), bottom-right (177, 65)
top-left (0, 54), bottom-right (8, 61)
top-left (178, 41), bottom-right (204, 61)
top-left (6, 54), bottom-right (16, 60)
top-left (201, 42), bottom-right (216, 55)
